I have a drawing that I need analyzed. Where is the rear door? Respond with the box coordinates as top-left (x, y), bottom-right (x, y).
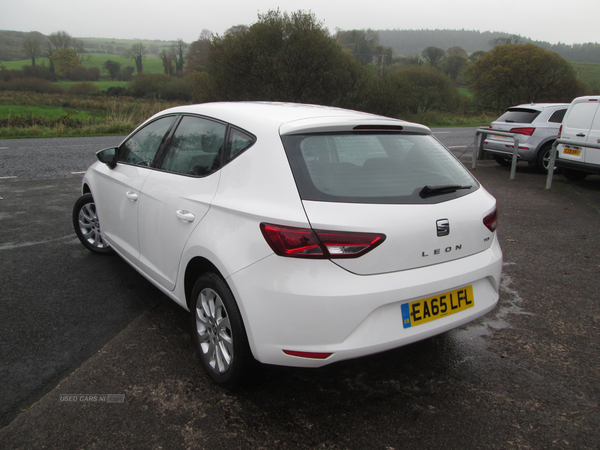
top-left (585, 106), bottom-right (600, 165)
top-left (560, 100), bottom-right (599, 163)
top-left (136, 115), bottom-right (227, 290)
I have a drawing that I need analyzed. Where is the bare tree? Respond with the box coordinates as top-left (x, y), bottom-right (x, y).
top-left (160, 49), bottom-right (175, 75)
top-left (23, 34), bottom-right (42, 66)
top-left (47, 31), bottom-right (86, 64)
top-left (125, 43), bottom-right (146, 74)
top-left (199, 29), bottom-right (214, 41)
top-left (173, 39), bottom-right (188, 75)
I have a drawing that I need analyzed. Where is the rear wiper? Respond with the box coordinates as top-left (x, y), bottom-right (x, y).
top-left (419, 184), bottom-right (472, 198)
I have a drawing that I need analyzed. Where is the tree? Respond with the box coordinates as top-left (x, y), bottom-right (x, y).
top-left (23, 34), bottom-right (42, 66)
top-left (468, 50), bottom-right (486, 62)
top-left (489, 35), bottom-right (522, 47)
top-left (47, 31), bottom-right (86, 63)
top-left (160, 49), bottom-right (175, 75)
top-left (173, 39), bottom-right (187, 75)
top-left (49, 48), bottom-right (80, 76)
top-left (421, 46), bottom-right (446, 68)
top-left (465, 44), bottom-right (587, 110)
top-left (443, 54), bottom-right (468, 81)
top-left (125, 43), bottom-right (146, 74)
top-left (103, 60), bottom-right (121, 80)
top-left (447, 46), bottom-right (468, 58)
top-left (206, 10), bottom-right (367, 106)
top-left (384, 65), bottom-right (460, 115)
top-left (186, 35), bottom-right (212, 73)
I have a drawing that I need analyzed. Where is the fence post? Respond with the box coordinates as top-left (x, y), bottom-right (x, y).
top-left (545, 141), bottom-right (559, 189)
top-left (509, 136), bottom-right (519, 180)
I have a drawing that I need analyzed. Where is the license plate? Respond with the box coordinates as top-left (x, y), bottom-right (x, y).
top-left (401, 286), bottom-right (474, 329)
top-left (493, 135), bottom-right (507, 139)
top-left (563, 147), bottom-right (582, 156)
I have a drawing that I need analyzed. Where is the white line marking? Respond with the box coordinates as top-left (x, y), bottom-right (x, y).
top-left (0, 176), bottom-right (17, 179)
top-left (71, 171), bottom-right (87, 174)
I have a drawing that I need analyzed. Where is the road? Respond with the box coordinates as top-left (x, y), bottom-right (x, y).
top-left (1, 130), bottom-right (599, 448)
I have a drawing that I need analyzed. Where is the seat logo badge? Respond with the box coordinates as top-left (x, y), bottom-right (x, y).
top-left (437, 219), bottom-right (450, 237)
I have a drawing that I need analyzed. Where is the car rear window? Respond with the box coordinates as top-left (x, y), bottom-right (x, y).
top-left (496, 108), bottom-right (540, 124)
top-left (281, 132), bottom-right (478, 204)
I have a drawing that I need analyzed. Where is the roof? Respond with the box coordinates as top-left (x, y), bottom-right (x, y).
top-left (149, 102), bottom-right (431, 135)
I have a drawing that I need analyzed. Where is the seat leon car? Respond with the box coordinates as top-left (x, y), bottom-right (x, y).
top-left (73, 102), bottom-right (502, 387)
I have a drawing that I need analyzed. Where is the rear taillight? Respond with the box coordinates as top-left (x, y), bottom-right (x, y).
top-left (558, 124), bottom-right (563, 139)
top-left (483, 207), bottom-right (498, 233)
top-left (260, 223), bottom-right (385, 259)
top-left (510, 127), bottom-right (535, 136)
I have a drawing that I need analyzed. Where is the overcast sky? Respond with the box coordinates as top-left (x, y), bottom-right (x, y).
top-left (2, 0), bottom-right (599, 46)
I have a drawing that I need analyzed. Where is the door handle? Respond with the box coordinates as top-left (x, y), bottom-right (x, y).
top-left (176, 210), bottom-right (195, 223)
top-left (576, 133), bottom-right (586, 137)
top-left (125, 191), bottom-right (138, 201)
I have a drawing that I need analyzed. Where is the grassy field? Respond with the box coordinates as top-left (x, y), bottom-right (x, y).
top-left (53, 81), bottom-right (129, 90)
top-left (2, 55), bottom-right (166, 75)
top-left (572, 62), bottom-right (600, 89)
top-left (0, 91), bottom-right (185, 138)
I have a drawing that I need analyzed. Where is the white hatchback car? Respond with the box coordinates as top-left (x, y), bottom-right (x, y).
top-left (73, 102), bottom-right (502, 387)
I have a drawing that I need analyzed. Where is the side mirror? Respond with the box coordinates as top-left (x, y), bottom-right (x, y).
top-left (96, 147), bottom-right (118, 169)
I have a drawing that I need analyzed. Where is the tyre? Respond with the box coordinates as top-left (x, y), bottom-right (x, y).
top-left (562, 168), bottom-right (588, 181)
top-left (72, 193), bottom-right (112, 254)
top-left (494, 155), bottom-right (512, 167)
top-left (534, 144), bottom-right (553, 174)
top-left (191, 273), bottom-right (253, 388)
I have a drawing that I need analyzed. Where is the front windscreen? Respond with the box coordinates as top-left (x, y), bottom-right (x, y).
top-left (282, 132), bottom-right (478, 204)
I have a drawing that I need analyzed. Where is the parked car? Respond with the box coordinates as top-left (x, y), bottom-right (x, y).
top-left (555, 95), bottom-right (600, 180)
top-left (73, 102), bottom-right (502, 387)
top-left (482, 103), bottom-right (569, 173)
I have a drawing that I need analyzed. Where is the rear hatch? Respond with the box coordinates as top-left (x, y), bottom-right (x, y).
top-left (486, 107), bottom-right (541, 146)
top-left (280, 121), bottom-right (497, 275)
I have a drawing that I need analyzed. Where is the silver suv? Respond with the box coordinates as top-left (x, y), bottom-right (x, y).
top-left (482, 103), bottom-right (569, 173)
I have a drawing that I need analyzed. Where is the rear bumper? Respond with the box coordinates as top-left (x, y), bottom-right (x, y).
top-left (227, 238), bottom-right (503, 367)
top-left (555, 158), bottom-right (600, 175)
top-left (483, 139), bottom-right (536, 162)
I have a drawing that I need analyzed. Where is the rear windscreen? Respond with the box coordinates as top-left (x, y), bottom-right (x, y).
top-left (281, 132), bottom-right (478, 204)
top-left (496, 108), bottom-right (540, 124)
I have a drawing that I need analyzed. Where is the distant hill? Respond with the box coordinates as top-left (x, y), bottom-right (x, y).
top-left (0, 30), bottom-right (179, 62)
top-left (376, 29), bottom-right (600, 63)
top-left (2, 28), bottom-right (599, 64)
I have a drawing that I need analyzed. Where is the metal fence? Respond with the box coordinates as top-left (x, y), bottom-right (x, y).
top-left (472, 128), bottom-right (600, 189)
top-left (472, 128), bottom-right (521, 180)
top-left (545, 139), bottom-right (600, 189)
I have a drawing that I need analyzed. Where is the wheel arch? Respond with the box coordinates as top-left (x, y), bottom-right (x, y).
top-left (184, 256), bottom-right (223, 310)
top-left (535, 138), bottom-right (555, 154)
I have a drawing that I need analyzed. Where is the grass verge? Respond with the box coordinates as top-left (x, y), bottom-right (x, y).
top-left (0, 91), bottom-right (185, 138)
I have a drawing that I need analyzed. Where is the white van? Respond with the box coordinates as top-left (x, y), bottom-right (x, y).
top-left (555, 95), bottom-right (600, 180)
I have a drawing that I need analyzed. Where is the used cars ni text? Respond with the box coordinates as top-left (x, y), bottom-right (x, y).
top-left (73, 102), bottom-right (503, 387)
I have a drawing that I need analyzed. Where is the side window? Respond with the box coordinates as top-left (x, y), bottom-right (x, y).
top-left (227, 128), bottom-right (256, 162)
top-left (161, 116), bottom-right (227, 176)
top-left (548, 109), bottom-right (567, 123)
top-left (118, 116), bottom-right (176, 166)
